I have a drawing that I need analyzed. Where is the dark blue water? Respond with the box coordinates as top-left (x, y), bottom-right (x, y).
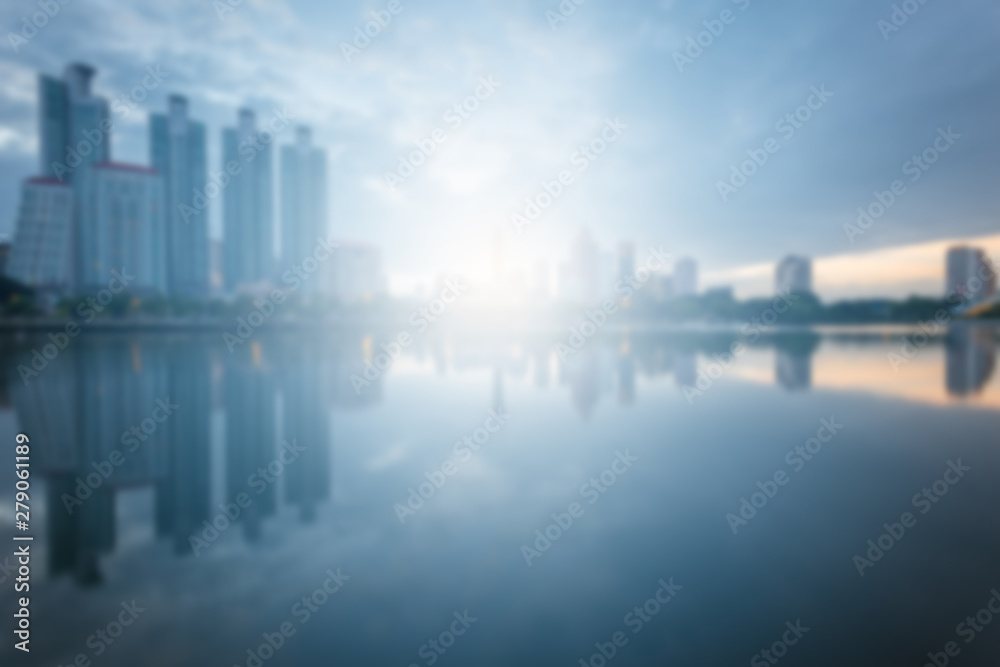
top-left (1, 325), bottom-right (999, 666)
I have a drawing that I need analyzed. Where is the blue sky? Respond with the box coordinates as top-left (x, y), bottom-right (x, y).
top-left (1, 0), bottom-right (998, 297)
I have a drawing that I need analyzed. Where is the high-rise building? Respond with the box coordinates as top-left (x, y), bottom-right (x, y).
top-left (5, 178), bottom-right (74, 303)
top-left (280, 126), bottom-right (327, 293)
top-left (946, 246), bottom-right (996, 303)
top-left (77, 163), bottom-right (166, 294)
top-left (151, 95), bottom-right (209, 298)
top-left (674, 257), bottom-right (697, 296)
top-left (775, 255), bottom-right (812, 295)
top-left (40, 63), bottom-right (111, 183)
top-left (34, 64), bottom-right (111, 294)
top-left (330, 243), bottom-right (385, 303)
top-left (223, 109), bottom-right (273, 292)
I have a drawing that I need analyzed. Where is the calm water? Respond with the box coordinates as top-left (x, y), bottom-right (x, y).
top-left (1, 325), bottom-right (999, 666)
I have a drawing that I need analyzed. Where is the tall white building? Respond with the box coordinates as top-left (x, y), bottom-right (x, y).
top-left (775, 255), bottom-right (812, 295)
top-left (280, 126), bottom-right (327, 294)
top-left (5, 177), bottom-right (74, 303)
top-left (946, 246), bottom-right (996, 303)
top-left (77, 163), bottom-right (166, 294)
top-left (674, 257), bottom-right (698, 296)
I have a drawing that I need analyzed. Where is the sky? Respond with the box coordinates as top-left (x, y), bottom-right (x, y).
top-left (0, 0), bottom-right (998, 298)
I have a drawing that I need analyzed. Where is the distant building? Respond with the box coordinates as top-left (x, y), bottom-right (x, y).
top-left (223, 109), bottom-right (273, 292)
top-left (5, 178), bottom-right (74, 304)
top-left (331, 243), bottom-right (385, 303)
top-left (77, 163), bottom-right (166, 294)
top-left (674, 257), bottom-right (697, 296)
top-left (151, 95), bottom-right (209, 298)
top-left (560, 229), bottom-right (600, 303)
top-left (776, 255), bottom-right (812, 295)
top-left (280, 127), bottom-right (327, 293)
top-left (946, 246), bottom-right (996, 303)
top-left (617, 242), bottom-right (635, 282)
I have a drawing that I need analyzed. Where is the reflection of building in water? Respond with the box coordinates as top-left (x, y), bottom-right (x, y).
top-left (775, 350), bottom-right (812, 390)
top-left (155, 343), bottom-right (212, 554)
top-left (617, 338), bottom-right (635, 405)
top-left (674, 353), bottom-right (697, 388)
top-left (328, 333), bottom-right (383, 409)
top-left (946, 326), bottom-right (996, 396)
top-left (224, 340), bottom-right (278, 542)
top-left (560, 347), bottom-right (614, 419)
top-left (12, 336), bottom-right (179, 583)
top-left (279, 340), bottom-right (331, 523)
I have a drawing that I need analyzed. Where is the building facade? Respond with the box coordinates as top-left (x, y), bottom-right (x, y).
top-left (5, 178), bottom-right (74, 302)
top-left (946, 246), bottom-right (996, 303)
top-left (280, 126), bottom-right (327, 293)
top-left (223, 109), bottom-right (273, 292)
top-left (77, 163), bottom-right (166, 294)
top-left (151, 95), bottom-right (209, 298)
top-left (775, 255), bottom-right (812, 295)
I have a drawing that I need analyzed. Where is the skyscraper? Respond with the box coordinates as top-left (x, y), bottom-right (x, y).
top-left (775, 255), bottom-right (812, 295)
top-left (5, 177), bottom-right (73, 305)
top-left (946, 246), bottom-right (996, 303)
top-left (674, 257), bottom-right (698, 296)
top-left (280, 126), bottom-right (327, 293)
top-left (34, 64), bottom-right (111, 293)
top-left (223, 109), bottom-right (273, 292)
top-left (151, 95), bottom-right (209, 298)
top-left (76, 163), bottom-right (166, 294)
top-left (40, 63), bottom-right (111, 184)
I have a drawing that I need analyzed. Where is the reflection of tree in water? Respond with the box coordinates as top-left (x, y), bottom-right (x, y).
top-left (946, 325), bottom-right (996, 397)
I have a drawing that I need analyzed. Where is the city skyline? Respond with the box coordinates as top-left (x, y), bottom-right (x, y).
top-left (1, 0), bottom-right (998, 300)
